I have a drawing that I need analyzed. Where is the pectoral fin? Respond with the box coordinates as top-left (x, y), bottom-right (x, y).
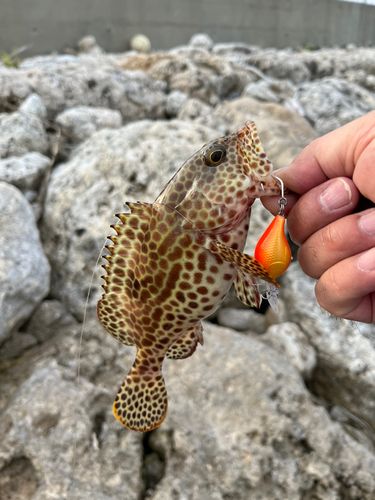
top-left (234, 272), bottom-right (262, 309)
top-left (207, 239), bottom-right (278, 286)
top-left (206, 238), bottom-right (279, 309)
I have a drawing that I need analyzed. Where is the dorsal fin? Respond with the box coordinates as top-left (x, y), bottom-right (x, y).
top-left (97, 202), bottom-right (156, 346)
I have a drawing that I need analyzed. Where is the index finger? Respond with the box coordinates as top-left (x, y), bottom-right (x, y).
top-left (276, 111), bottom-right (375, 201)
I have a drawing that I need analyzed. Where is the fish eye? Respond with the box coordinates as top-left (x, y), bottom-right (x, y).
top-left (204, 145), bottom-right (226, 167)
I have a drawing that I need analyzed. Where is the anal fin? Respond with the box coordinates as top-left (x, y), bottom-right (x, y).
top-left (166, 322), bottom-right (203, 360)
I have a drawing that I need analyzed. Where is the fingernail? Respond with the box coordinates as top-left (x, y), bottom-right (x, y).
top-left (357, 248), bottom-right (375, 272)
top-left (319, 179), bottom-right (352, 212)
top-left (359, 210), bottom-right (375, 236)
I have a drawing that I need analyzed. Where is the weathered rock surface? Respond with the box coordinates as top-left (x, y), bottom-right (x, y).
top-left (0, 182), bottom-right (50, 344)
top-left (243, 78), bottom-right (295, 104)
top-left (296, 77), bottom-right (375, 134)
top-left (261, 322), bottom-right (317, 379)
top-left (0, 357), bottom-right (142, 499)
top-left (0, 152), bottom-right (50, 192)
top-left (282, 263), bottom-right (375, 431)
top-left (0, 54), bottom-right (167, 119)
top-left (1, 317), bottom-right (374, 500)
top-left (42, 120), bottom-right (219, 317)
top-left (56, 106), bottom-right (122, 142)
top-left (217, 306), bottom-right (267, 333)
top-left (155, 323), bottom-right (375, 500)
top-left (0, 94), bottom-right (48, 158)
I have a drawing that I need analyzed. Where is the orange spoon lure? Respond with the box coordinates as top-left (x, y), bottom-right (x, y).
top-left (254, 176), bottom-right (292, 280)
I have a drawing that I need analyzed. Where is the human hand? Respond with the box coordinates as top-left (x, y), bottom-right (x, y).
top-left (262, 111), bottom-right (375, 323)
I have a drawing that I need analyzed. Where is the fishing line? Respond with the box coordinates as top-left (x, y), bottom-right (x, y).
top-left (70, 234), bottom-right (108, 489)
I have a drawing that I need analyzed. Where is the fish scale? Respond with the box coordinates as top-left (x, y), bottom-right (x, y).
top-left (97, 121), bottom-right (281, 432)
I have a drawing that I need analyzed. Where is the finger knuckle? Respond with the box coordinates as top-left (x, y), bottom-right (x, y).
top-left (320, 223), bottom-right (344, 251)
top-left (315, 270), bottom-right (342, 312)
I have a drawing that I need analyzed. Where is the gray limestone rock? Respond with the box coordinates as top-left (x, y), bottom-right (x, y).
top-left (244, 49), bottom-right (311, 84)
top-left (0, 358), bottom-right (142, 499)
top-left (27, 299), bottom-right (76, 343)
top-left (2, 316), bottom-right (374, 500)
top-left (0, 95), bottom-right (48, 158)
top-left (165, 90), bottom-right (189, 117)
top-left (0, 182), bottom-right (50, 344)
top-left (217, 307), bottom-right (267, 333)
top-left (41, 120), bottom-right (219, 318)
top-left (283, 263), bottom-right (375, 430)
top-left (56, 105), bottom-right (122, 142)
top-left (0, 53), bottom-right (167, 119)
top-left (177, 97), bottom-right (212, 121)
top-left (243, 78), bottom-right (295, 104)
top-left (261, 322), bottom-right (317, 379)
top-left (189, 33), bottom-right (214, 51)
top-left (0, 152), bottom-right (50, 192)
top-left (296, 77), bottom-right (375, 134)
top-left (152, 323), bottom-right (375, 500)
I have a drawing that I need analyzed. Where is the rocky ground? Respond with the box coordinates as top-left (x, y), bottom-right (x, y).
top-left (0, 34), bottom-right (374, 499)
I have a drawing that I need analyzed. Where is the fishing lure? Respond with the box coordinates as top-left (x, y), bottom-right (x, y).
top-left (254, 176), bottom-right (292, 307)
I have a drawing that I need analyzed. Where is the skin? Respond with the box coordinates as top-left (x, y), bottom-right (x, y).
top-left (262, 111), bottom-right (375, 323)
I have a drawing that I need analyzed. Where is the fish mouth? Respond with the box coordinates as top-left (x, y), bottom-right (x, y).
top-left (236, 121), bottom-right (274, 179)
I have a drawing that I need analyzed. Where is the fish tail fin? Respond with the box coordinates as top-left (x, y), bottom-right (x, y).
top-left (113, 350), bottom-right (167, 432)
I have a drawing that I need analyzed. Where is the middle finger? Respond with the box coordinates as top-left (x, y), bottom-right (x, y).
top-left (298, 208), bottom-right (375, 279)
top-left (287, 177), bottom-right (360, 245)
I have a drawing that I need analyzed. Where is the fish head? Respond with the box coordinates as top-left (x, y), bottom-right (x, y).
top-left (156, 122), bottom-right (281, 230)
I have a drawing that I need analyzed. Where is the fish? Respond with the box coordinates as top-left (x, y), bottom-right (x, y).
top-left (97, 121), bottom-right (282, 432)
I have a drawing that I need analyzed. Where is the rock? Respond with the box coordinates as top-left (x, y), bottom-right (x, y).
top-left (0, 96), bottom-right (48, 158)
top-left (138, 50), bottom-right (250, 105)
top-left (0, 153), bottom-right (51, 219)
top-left (261, 322), bottom-right (317, 379)
top-left (0, 152), bottom-right (50, 192)
top-left (282, 263), bottom-right (375, 430)
top-left (244, 49), bottom-right (311, 84)
top-left (151, 322), bottom-right (375, 499)
top-left (41, 120), bottom-right (219, 318)
top-left (177, 97), bottom-right (212, 121)
top-left (78, 35), bottom-right (104, 55)
top-left (27, 299), bottom-right (76, 343)
top-left (1, 310), bottom-right (375, 500)
top-left (0, 182), bottom-right (50, 344)
top-left (189, 33), bottom-right (214, 51)
top-left (217, 307), bottom-right (267, 333)
top-left (0, 331), bottom-right (38, 360)
top-left (243, 78), bottom-right (295, 104)
top-left (19, 93), bottom-right (47, 120)
top-left (0, 54), bottom-right (167, 119)
top-left (204, 96), bottom-right (317, 169)
top-left (165, 91), bottom-right (189, 117)
top-left (56, 106), bottom-right (122, 142)
top-left (130, 34), bottom-right (152, 53)
top-left (0, 358), bottom-right (142, 499)
top-left (295, 77), bottom-right (375, 134)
